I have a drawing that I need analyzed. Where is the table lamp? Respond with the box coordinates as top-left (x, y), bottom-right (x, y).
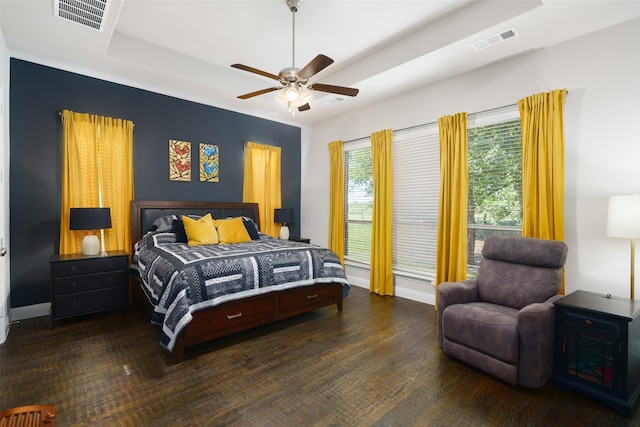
top-left (274, 208), bottom-right (293, 240)
top-left (69, 207), bottom-right (112, 256)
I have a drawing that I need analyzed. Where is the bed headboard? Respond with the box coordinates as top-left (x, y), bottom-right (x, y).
top-left (130, 200), bottom-right (261, 247)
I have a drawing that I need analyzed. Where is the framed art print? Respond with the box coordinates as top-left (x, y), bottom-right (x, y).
top-left (169, 139), bottom-right (191, 181)
top-left (199, 143), bottom-right (219, 182)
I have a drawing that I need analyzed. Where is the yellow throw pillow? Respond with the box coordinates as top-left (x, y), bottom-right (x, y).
top-left (182, 213), bottom-right (219, 246)
top-left (214, 217), bottom-right (252, 244)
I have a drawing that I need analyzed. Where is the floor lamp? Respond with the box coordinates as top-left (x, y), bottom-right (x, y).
top-left (607, 195), bottom-right (640, 300)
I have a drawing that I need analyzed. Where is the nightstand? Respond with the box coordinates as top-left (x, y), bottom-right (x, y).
top-left (553, 290), bottom-right (640, 418)
top-left (50, 250), bottom-right (129, 321)
top-left (289, 237), bottom-right (310, 244)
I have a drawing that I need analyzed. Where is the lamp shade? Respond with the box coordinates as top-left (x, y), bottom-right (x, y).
top-left (274, 208), bottom-right (294, 225)
top-left (69, 207), bottom-right (112, 231)
top-left (607, 195), bottom-right (640, 239)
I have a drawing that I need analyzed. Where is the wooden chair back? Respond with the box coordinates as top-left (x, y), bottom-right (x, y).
top-left (0, 405), bottom-right (56, 426)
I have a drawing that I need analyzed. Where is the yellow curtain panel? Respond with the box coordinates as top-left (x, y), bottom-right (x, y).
top-left (328, 140), bottom-right (345, 264)
top-left (59, 110), bottom-right (134, 254)
top-left (369, 129), bottom-right (394, 296)
top-left (518, 89), bottom-right (567, 294)
top-left (436, 113), bottom-right (468, 302)
top-left (243, 141), bottom-right (282, 238)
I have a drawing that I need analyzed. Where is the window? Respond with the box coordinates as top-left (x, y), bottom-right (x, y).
top-left (467, 108), bottom-right (522, 275)
top-left (344, 139), bottom-right (372, 263)
top-left (343, 126), bottom-right (440, 278)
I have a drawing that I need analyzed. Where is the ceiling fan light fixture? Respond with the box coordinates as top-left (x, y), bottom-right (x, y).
top-left (277, 87), bottom-right (310, 116)
top-left (297, 88), bottom-right (311, 106)
top-left (284, 84), bottom-right (299, 102)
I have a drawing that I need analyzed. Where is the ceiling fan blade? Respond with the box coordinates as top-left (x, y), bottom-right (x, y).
top-left (238, 87), bottom-right (281, 99)
top-left (231, 64), bottom-right (281, 81)
top-left (298, 103), bottom-right (311, 112)
top-left (308, 83), bottom-right (359, 97)
top-left (297, 54), bottom-right (334, 80)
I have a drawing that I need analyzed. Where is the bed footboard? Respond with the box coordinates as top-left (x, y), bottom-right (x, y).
top-left (132, 280), bottom-right (343, 364)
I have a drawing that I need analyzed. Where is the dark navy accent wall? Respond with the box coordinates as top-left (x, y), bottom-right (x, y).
top-left (9, 58), bottom-right (301, 308)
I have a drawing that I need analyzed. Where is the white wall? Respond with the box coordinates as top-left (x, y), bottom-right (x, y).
top-left (0, 18), bottom-right (10, 342)
top-left (301, 18), bottom-right (640, 305)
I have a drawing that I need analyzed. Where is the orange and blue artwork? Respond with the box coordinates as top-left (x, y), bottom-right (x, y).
top-left (169, 139), bottom-right (191, 181)
top-left (199, 143), bottom-right (219, 182)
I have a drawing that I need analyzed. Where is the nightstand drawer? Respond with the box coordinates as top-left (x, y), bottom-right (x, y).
top-left (54, 286), bottom-right (128, 319)
top-left (564, 311), bottom-right (621, 333)
top-left (51, 256), bottom-right (128, 277)
top-left (54, 270), bottom-right (128, 295)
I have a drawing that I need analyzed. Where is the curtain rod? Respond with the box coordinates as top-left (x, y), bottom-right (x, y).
top-left (342, 102), bottom-right (515, 144)
top-left (341, 90), bottom-right (568, 144)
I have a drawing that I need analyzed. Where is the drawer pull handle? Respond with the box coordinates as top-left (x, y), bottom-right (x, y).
top-left (307, 294), bottom-right (318, 299)
top-left (226, 312), bottom-right (242, 320)
top-left (585, 319), bottom-right (592, 326)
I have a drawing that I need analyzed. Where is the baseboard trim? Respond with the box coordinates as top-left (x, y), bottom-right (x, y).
top-left (396, 287), bottom-right (435, 306)
top-left (10, 302), bottom-right (51, 321)
top-left (346, 275), bottom-right (435, 306)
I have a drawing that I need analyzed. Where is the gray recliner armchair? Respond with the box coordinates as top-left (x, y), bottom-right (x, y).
top-left (437, 234), bottom-right (568, 388)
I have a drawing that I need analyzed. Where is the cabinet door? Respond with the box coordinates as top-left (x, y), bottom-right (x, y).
top-left (560, 311), bottom-right (623, 396)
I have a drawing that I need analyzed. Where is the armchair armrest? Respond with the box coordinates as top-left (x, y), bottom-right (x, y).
top-left (516, 294), bottom-right (563, 388)
top-left (436, 279), bottom-right (480, 348)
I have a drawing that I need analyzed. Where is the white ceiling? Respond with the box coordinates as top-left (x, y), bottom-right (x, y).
top-left (1, 0), bottom-right (639, 126)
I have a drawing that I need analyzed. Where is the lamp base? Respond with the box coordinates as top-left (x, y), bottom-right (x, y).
top-left (81, 235), bottom-right (100, 256)
top-left (279, 225), bottom-right (290, 240)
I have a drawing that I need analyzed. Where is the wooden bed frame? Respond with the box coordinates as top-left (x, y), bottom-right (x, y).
top-left (130, 200), bottom-right (344, 364)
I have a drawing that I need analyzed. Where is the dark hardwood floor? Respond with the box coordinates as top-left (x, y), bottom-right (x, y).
top-left (1, 286), bottom-right (637, 426)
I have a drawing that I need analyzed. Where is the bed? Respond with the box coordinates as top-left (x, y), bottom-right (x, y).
top-left (129, 200), bottom-right (350, 363)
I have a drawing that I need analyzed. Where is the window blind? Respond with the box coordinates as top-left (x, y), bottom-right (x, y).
top-left (392, 125), bottom-right (440, 278)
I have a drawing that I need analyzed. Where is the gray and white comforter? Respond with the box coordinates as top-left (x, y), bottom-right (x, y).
top-left (130, 232), bottom-right (350, 351)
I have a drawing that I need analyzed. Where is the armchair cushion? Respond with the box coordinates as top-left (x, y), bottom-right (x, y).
top-left (442, 302), bottom-right (519, 364)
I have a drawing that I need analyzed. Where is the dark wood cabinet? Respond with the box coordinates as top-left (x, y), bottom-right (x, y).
top-left (50, 251), bottom-right (129, 321)
top-left (554, 290), bottom-right (640, 418)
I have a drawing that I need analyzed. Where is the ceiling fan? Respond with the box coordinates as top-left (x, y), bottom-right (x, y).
top-left (231, 0), bottom-right (359, 115)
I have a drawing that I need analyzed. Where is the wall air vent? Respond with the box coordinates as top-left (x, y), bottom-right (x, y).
top-left (471, 27), bottom-right (519, 51)
top-left (320, 96), bottom-right (345, 106)
top-left (54, 0), bottom-right (111, 31)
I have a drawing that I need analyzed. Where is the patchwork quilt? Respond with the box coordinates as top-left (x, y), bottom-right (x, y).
top-left (130, 232), bottom-right (350, 351)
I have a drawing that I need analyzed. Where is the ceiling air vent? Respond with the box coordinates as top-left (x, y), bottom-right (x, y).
top-left (54, 0), bottom-right (111, 31)
top-left (471, 27), bottom-right (519, 51)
